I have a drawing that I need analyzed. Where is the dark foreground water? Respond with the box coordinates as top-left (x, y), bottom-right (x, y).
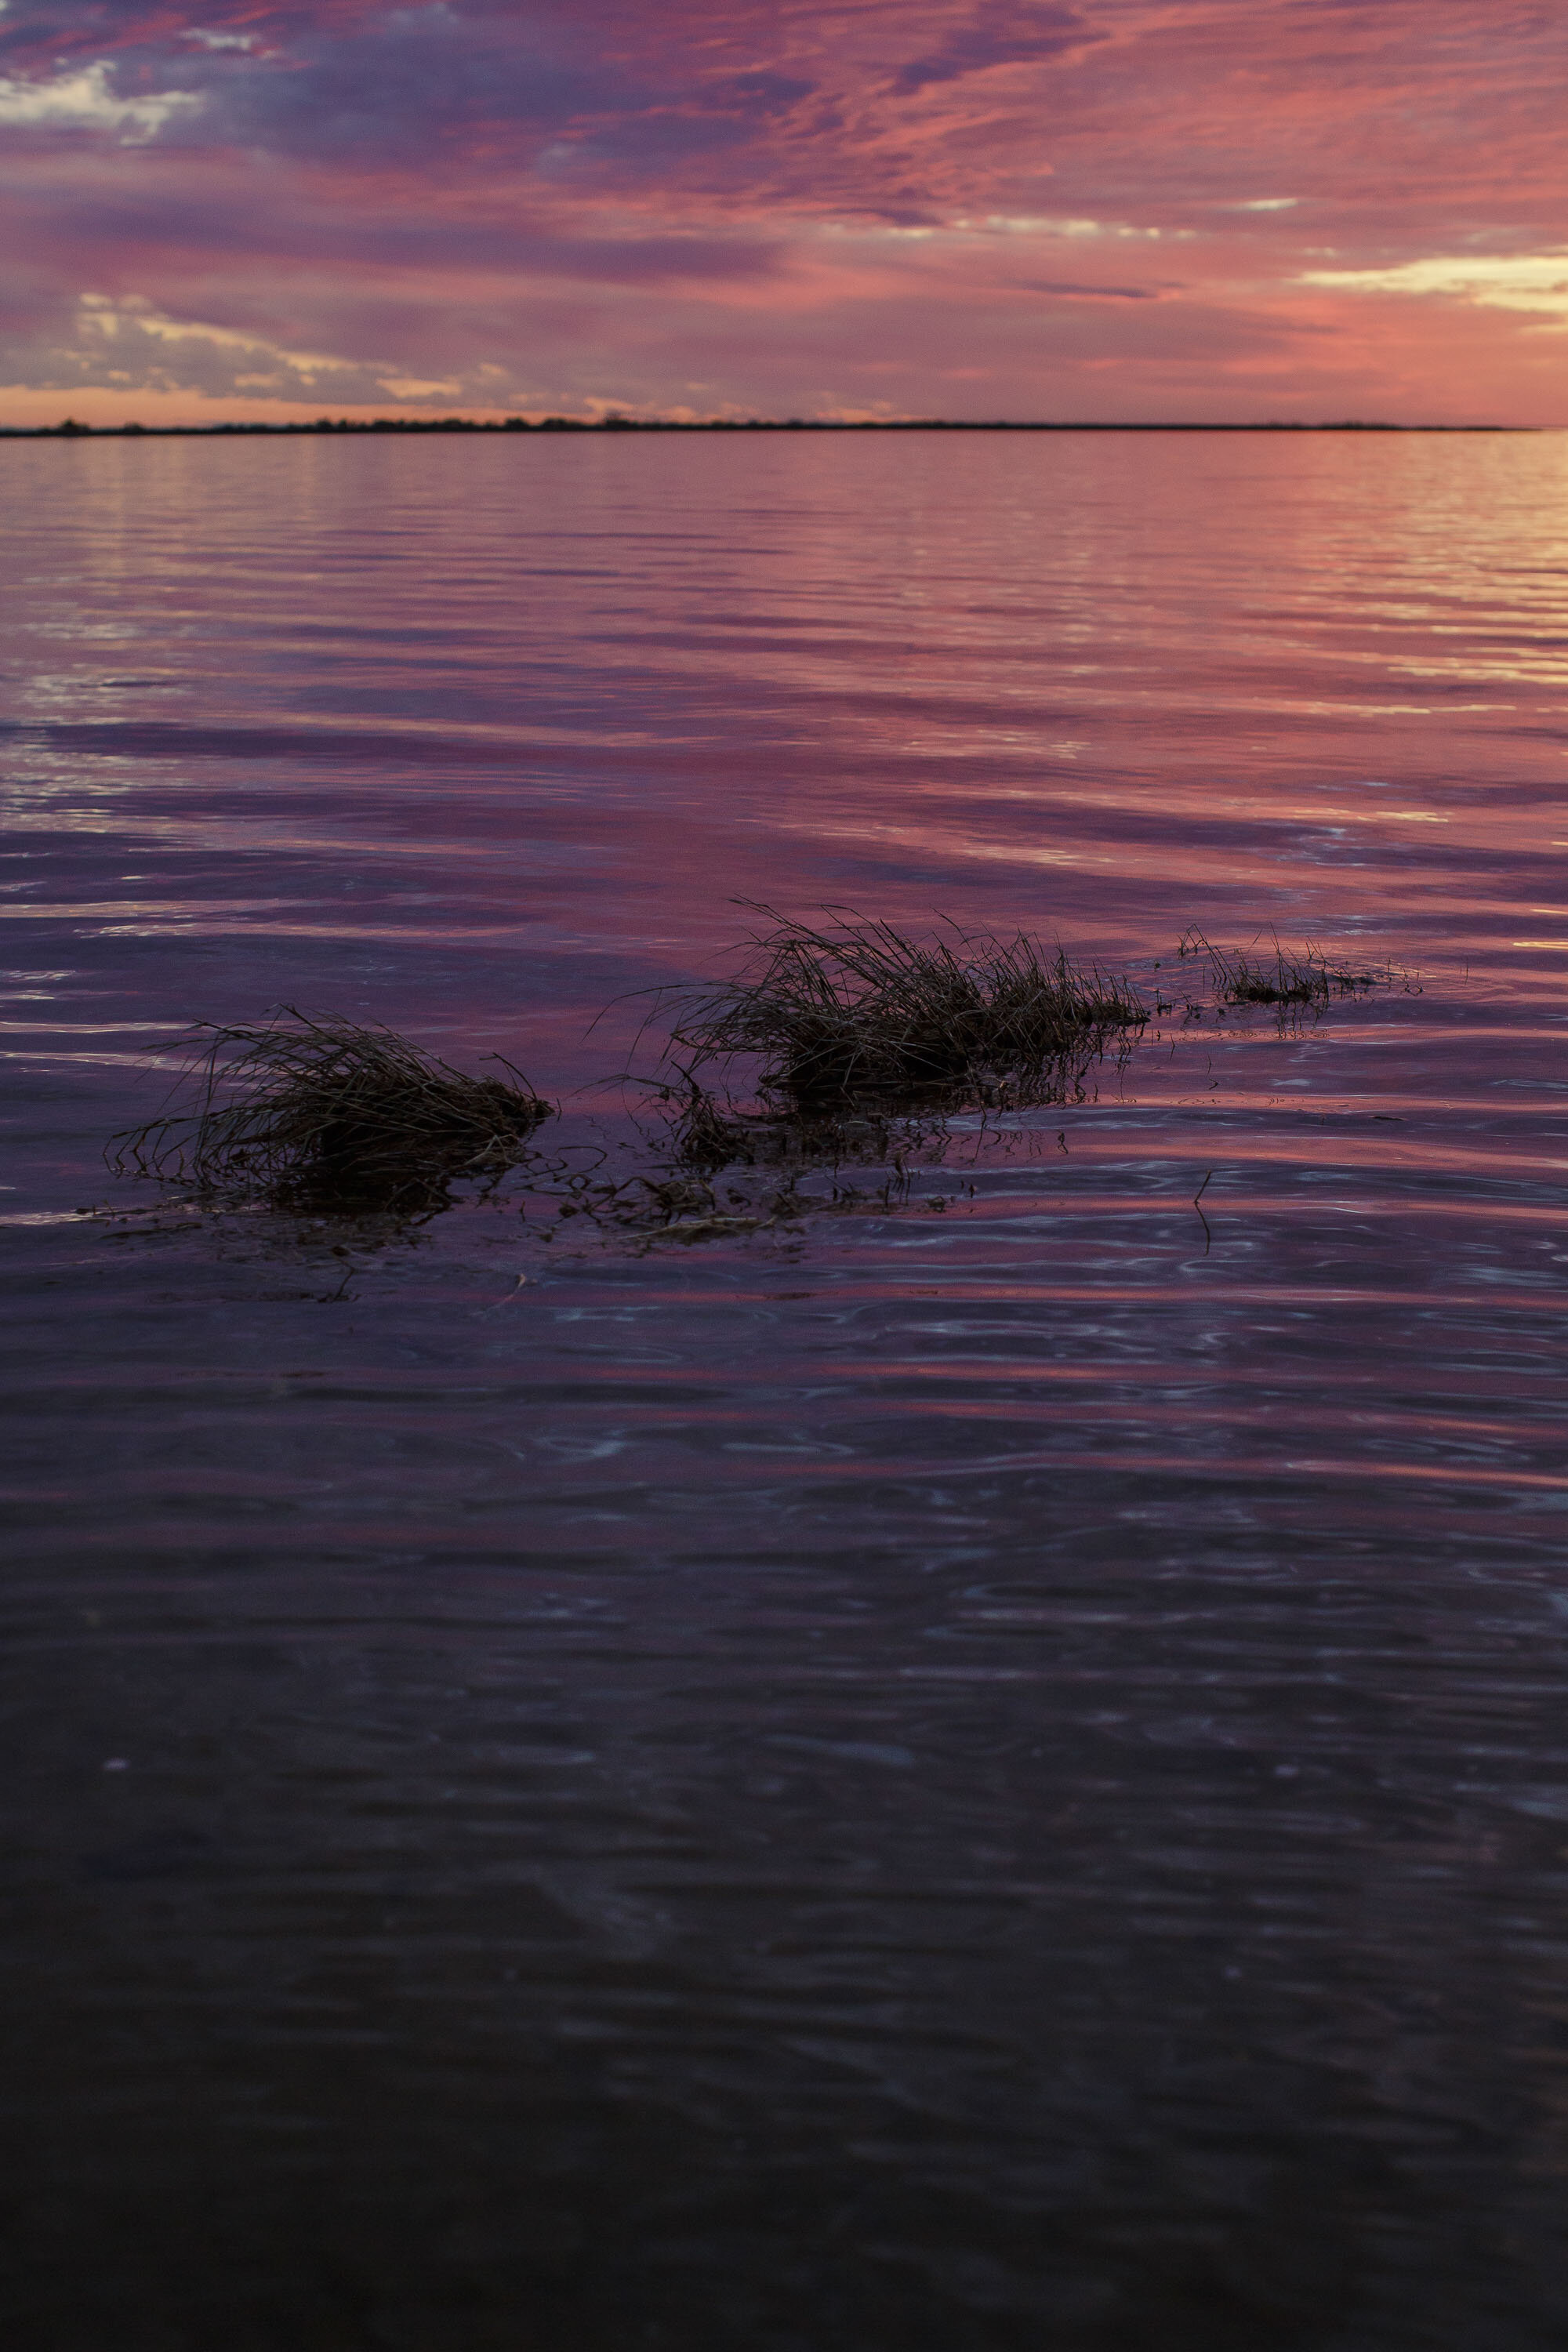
top-left (4, 430), bottom-right (1568, 2350)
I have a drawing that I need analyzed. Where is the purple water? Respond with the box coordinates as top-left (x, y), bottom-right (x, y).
top-left (5, 430), bottom-right (1568, 2349)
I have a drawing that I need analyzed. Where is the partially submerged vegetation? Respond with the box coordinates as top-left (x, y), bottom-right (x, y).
top-left (1177, 927), bottom-right (1389, 1009)
top-left (517, 1111), bottom-right (949, 1250)
top-left (661, 909), bottom-right (1147, 1110)
top-left (109, 1011), bottom-right (548, 1214)
top-left (657, 1076), bottom-right (939, 1173)
top-left (106, 913), bottom-right (1411, 1236)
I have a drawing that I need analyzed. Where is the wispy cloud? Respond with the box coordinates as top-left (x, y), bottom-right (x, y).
top-left (180, 30), bottom-right (259, 53)
top-left (889, 2), bottom-right (1099, 96)
top-left (1303, 250), bottom-right (1568, 325)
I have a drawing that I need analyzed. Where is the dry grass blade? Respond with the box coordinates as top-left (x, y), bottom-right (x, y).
top-left (1177, 927), bottom-right (1388, 1008)
top-left (666, 906), bottom-right (1145, 1108)
top-left (109, 1009), bottom-right (549, 1211)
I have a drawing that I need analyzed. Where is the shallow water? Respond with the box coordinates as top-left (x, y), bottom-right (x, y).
top-left (4, 430), bottom-right (1568, 2350)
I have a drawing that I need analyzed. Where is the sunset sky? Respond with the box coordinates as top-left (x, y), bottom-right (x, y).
top-left (2, 0), bottom-right (1564, 426)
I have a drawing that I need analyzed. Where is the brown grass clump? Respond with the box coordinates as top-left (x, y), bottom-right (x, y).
top-left (110, 1009), bottom-right (548, 1212)
top-left (664, 907), bottom-right (1145, 1109)
top-left (1176, 928), bottom-right (1388, 1009)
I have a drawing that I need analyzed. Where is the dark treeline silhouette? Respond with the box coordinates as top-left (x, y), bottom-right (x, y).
top-left (6, 415), bottom-right (1522, 439)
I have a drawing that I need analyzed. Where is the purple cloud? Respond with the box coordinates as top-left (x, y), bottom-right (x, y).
top-left (891, 2), bottom-right (1098, 95)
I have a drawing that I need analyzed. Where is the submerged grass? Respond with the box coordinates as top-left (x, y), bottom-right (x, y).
top-left (663, 906), bottom-right (1147, 1109)
top-left (1177, 927), bottom-right (1388, 1009)
top-left (655, 1075), bottom-right (924, 1174)
top-left (109, 1009), bottom-right (549, 1213)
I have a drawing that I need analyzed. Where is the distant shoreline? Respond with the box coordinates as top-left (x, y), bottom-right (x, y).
top-left (0, 416), bottom-right (1534, 441)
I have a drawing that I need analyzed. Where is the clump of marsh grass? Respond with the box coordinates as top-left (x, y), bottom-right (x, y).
top-left (110, 1009), bottom-right (549, 1213)
top-left (662, 906), bottom-right (1146, 1109)
top-left (1177, 928), bottom-right (1387, 1010)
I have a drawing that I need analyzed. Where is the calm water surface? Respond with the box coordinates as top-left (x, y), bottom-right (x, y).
top-left (4, 432), bottom-right (1568, 2349)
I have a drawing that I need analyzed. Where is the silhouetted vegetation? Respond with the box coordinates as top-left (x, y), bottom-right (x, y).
top-left (110, 1011), bottom-right (547, 1214)
top-left (1176, 928), bottom-right (1390, 1009)
top-left (103, 912), bottom-right (1417, 1237)
top-left (659, 908), bottom-right (1146, 1111)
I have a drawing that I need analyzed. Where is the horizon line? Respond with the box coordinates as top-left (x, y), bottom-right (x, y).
top-left (0, 416), bottom-right (1537, 441)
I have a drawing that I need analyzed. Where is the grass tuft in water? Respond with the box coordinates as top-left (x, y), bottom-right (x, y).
top-left (1177, 928), bottom-right (1388, 1008)
top-left (664, 906), bottom-right (1146, 1109)
top-left (109, 1009), bottom-right (549, 1213)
